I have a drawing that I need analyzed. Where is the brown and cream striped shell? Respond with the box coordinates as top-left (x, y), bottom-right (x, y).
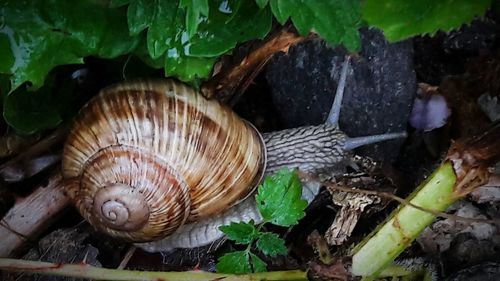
top-left (62, 80), bottom-right (266, 242)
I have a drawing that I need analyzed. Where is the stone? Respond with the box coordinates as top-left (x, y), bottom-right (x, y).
top-left (265, 28), bottom-right (416, 162)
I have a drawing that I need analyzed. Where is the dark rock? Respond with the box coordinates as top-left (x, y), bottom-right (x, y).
top-left (446, 262), bottom-right (500, 281)
top-left (265, 28), bottom-right (416, 162)
top-left (442, 18), bottom-right (498, 53)
top-left (414, 17), bottom-right (499, 85)
top-left (442, 232), bottom-right (500, 276)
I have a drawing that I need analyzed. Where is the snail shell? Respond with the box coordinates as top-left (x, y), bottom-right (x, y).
top-left (62, 80), bottom-right (266, 242)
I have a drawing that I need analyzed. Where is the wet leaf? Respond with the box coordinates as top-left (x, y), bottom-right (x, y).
top-left (256, 232), bottom-right (287, 257)
top-left (0, 0), bottom-right (139, 91)
top-left (219, 221), bottom-right (259, 244)
top-left (362, 0), bottom-right (491, 42)
top-left (270, 0), bottom-right (362, 50)
top-left (180, 0), bottom-right (209, 38)
top-left (256, 168), bottom-right (307, 226)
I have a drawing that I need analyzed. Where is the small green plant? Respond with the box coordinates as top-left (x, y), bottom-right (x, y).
top-left (216, 168), bottom-right (307, 274)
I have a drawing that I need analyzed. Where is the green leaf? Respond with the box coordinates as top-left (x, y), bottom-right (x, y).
top-left (255, 0), bottom-right (269, 9)
top-left (256, 168), bottom-right (307, 227)
top-left (269, 0), bottom-right (362, 50)
top-left (362, 0), bottom-right (491, 42)
top-left (0, 74), bottom-right (11, 100)
top-left (127, 0), bottom-right (155, 36)
top-left (145, 1), bottom-right (180, 59)
top-left (123, 0), bottom-right (180, 59)
top-left (109, 0), bottom-right (132, 8)
top-left (3, 75), bottom-right (62, 134)
top-left (248, 252), bottom-right (267, 272)
top-left (4, 90), bottom-right (62, 134)
top-left (0, 0), bottom-right (139, 91)
top-left (216, 251), bottom-right (267, 273)
top-left (135, 0), bottom-right (271, 82)
top-left (133, 36), bottom-right (165, 69)
top-left (219, 221), bottom-right (259, 244)
top-left (270, 0), bottom-right (295, 24)
top-left (180, 0), bottom-right (209, 38)
top-left (2, 68), bottom-right (95, 133)
top-left (187, 0), bottom-right (272, 57)
top-left (256, 232), bottom-right (288, 257)
top-left (164, 54), bottom-right (216, 83)
top-left (217, 251), bottom-right (251, 274)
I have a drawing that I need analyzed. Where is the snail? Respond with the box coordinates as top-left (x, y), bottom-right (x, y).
top-left (62, 59), bottom-right (406, 251)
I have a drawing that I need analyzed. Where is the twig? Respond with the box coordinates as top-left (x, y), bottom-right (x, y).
top-left (201, 27), bottom-right (306, 105)
top-left (0, 126), bottom-right (68, 183)
top-left (0, 172), bottom-right (70, 257)
top-left (0, 258), bottom-right (307, 281)
top-left (117, 245), bottom-right (136, 269)
top-left (299, 171), bottom-right (499, 225)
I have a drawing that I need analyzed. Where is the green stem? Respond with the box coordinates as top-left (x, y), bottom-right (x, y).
top-left (247, 220), bottom-right (268, 252)
top-left (350, 162), bottom-right (457, 279)
top-left (0, 258), bottom-right (307, 281)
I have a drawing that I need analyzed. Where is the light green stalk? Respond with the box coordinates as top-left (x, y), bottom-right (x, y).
top-left (350, 162), bottom-right (457, 279)
top-left (0, 258), bottom-right (307, 281)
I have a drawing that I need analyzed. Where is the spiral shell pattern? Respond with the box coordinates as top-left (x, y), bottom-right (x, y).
top-left (62, 80), bottom-right (265, 241)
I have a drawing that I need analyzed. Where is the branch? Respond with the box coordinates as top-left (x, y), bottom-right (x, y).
top-left (0, 258), bottom-right (307, 281)
top-left (0, 172), bottom-right (70, 257)
top-left (201, 27), bottom-right (306, 105)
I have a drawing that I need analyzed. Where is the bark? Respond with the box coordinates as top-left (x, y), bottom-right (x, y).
top-left (201, 27), bottom-right (306, 105)
top-left (0, 172), bottom-right (70, 257)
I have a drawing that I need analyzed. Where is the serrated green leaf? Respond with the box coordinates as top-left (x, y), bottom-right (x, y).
top-left (144, 0), bottom-right (271, 82)
top-left (164, 51), bottom-right (216, 82)
top-left (217, 251), bottom-right (251, 274)
top-left (362, 0), bottom-right (491, 42)
top-left (216, 251), bottom-right (268, 274)
top-left (270, 0), bottom-right (295, 24)
top-left (118, 0), bottom-right (271, 83)
top-left (133, 36), bottom-right (165, 69)
top-left (0, 0), bottom-right (139, 91)
top-left (187, 0), bottom-right (272, 57)
top-left (145, 1), bottom-right (180, 59)
top-left (216, 251), bottom-right (267, 273)
top-left (269, 0), bottom-right (362, 50)
top-left (110, 0), bottom-right (132, 8)
top-left (219, 221), bottom-right (259, 244)
top-left (4, 89), bottom-right (62, 134)
top-left (0, 74), bottom-right (11, 100)
top-left (127, 0), bottom-right (155, 36)
top-left (180, 0), bottom-right (209, 38)
top-left (2, 66), bottom-right (103, 133)
top-left (3, 74), bottom-right (63, 134)
top-left (0, 34), bottom-right (13, 75)
top-left (255, 0), bottom-right (269, 9)
top-left (248, 252), bottom-right (267, 272)
top-left (256, 232), bottom-right (288, 257)
top-left (256, 168), bottom-right (307, 226)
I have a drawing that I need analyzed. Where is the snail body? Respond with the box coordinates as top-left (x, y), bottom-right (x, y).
top-left (63, 60), bottom-right (406, 250)
top-left (63, 80), bottom-right (265, 241)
